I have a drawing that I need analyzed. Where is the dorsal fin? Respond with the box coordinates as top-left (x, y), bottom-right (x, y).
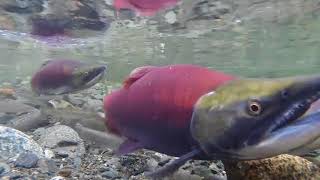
top-left (123, 66), bottom-right (156, 88)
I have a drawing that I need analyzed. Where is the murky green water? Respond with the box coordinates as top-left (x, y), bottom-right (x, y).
top-left (0, 11), bottom-right (320, 85)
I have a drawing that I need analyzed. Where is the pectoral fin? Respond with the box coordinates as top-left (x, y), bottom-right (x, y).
top-left (145, 148), bottom-right (202, 179)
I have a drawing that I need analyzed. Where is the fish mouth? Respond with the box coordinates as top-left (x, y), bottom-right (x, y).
top-left (191, 75), bottom-right (320, 160)
top-left (267, 93), bottom-right (320, 134)
top-left (239, 76), bottom-right (320, 159)
top-left (82, 66), bottom-right (106, 88)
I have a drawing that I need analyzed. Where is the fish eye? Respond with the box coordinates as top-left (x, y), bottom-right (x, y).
top-left (84, 72), bottom-right (89, 76)
top-left (247, 99), bottom-right (262, 116)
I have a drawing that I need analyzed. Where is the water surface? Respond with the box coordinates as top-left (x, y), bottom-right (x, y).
top-left (0, 11), bottom-right (320, 85)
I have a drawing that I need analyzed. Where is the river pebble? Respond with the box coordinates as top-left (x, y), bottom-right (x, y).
top-left (38, 125), bottom-right (85, 159)
top-left (37, 158), bottom-right (58, 174)
top-left (14, 152), bottom-right (39, 168)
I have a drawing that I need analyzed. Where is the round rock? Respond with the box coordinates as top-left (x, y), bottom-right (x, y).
top-left (37, 158), bottom-right (58, 174)
top-left (0, 125), bottom-right (44, 162)
top-left (38, 125), bottom-right (85, 159)
top-left (14, 152), bottom-right (39, 168)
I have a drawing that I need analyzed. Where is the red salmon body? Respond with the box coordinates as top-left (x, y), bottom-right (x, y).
top-left (104, 64), bottom-right (234, 156)
top-left (31, 60), bottom-right (82, 94)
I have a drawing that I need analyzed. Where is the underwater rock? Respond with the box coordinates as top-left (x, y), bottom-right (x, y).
top-left (223, 154), bottom-right (320, 180)
top-left (190, 0), bottom-right (231, 20)
top-left (64, 94), bottom-right (86, 107)
top-left (37, 105), bottom-right (107, 136)
top-left (47, 99), bottom-right (76, 110)
top-left (117, 8), bottom-right (136, 20)
top-left (155, 0), bottom-right (320, 34)
top-left (0, 162), bottom-right (11, 176)
top-left (14, 152), bottom-right (39, 168)
top-left (82, 98), bottom-right (103, 112)
top-left (151, 0), bottom-right (232, 32)
top-left (100, 167), bottom-right (121, 179)
top-left (37, 158), bottom-right (58, 174)
top-left (164, 11), bottom-right (177, 24)
top-left (1, 173), bottom-right (26, 180)
top-left (57, 167), bottom-right (73, 178)
top-left (64, 86), bottom-right (105, 109)
top-left (0, 14), bottom-right (16, 30)
top-left (0, 125), bottom-right (44, 162)
top-left (30, 14), bottom-right (72, 36)
top-left (230, 0), bottom-right (320, 23)
top-left (0, 88), bottom-right (16, 99)
top-left (1, 0), bottom-right (44, 14)
top-left (0, 0), bottom-right (115, 43)
top-left (182, 160), bottom-right (227, 180)
top-left (145, 157), bottom-right (226, 180)
top-left (30, 0), bottom-right (109, 36)
top-left (38, 125), bottom-right (85, 159)
top-left (44, 149), bottom-right (55, 159)
top-left (0, 100), bottom-right (44, 131)
top-left (119, 154), bottom-right (149, 177)
top-left (302, 149), bottom-right (320, 166)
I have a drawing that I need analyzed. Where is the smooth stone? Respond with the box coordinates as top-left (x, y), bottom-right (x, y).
top-left (37, 158), bottom-right (58, 174)
top-left (64, 94), bottom-right (85, 107)
top-left (44, 149), bottom-right (55, 159)
top-left (4, 173), bottom-right (25, 180)
top-left (101, 168), bottom-right (120, 179)
top-left (146, 158), bottom-right (159, 171)
top-left (57, 167), bottom-right (72, 177)
top-left (82, 98), bottom-right (103, 112)
top-left (38, 125), bottom-right (85, 159)
top-left (14, 152), bottom-right (39, 168)
top-left (165, 11), bottom-right (177, 24)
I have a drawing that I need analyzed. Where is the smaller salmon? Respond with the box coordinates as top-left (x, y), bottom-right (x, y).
top-left (31, 59), bottom-right (106, 95)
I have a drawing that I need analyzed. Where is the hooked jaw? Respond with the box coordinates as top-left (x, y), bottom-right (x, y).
top-left (191, 75), bottom-right (320, 160)
top-left (69, 65), bottom-right (107, 92)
